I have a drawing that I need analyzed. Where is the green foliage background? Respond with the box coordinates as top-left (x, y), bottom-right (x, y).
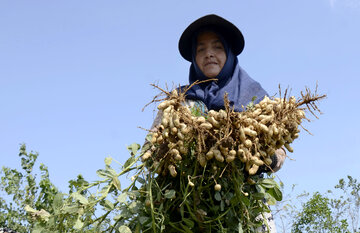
top-left (1, 145), bottom-right (359, 232)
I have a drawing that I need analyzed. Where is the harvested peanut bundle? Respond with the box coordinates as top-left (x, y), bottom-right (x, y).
top-left (143, 85), bottom-right (325, 177)
top-left (136, 83), bottom-right (326, 232)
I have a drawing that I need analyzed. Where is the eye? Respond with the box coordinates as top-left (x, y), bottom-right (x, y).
top-left (197, 47), bottom-right (205, 53)
top-left (215, 44), bottom-right (224, 50)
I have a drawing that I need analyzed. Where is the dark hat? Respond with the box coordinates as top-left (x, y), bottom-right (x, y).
top-left (178, 14), bottom-right (245, 62)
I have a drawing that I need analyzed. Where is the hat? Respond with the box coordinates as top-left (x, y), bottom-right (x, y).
top-left (178, 14), bottom-right (245, 62)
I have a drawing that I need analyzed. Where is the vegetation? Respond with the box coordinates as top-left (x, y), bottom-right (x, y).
top-left (1, 145), bottom-right (359, 232)
top-left (273, 176), bottom-right (360, 233)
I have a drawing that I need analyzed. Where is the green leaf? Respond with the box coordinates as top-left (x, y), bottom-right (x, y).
top-left (128, 201), bottom-right (141, 213)
top-left (180, 205), bottom-right (185, 218)
top-left (252, 192), bottom-right (265, 200)
top-left (127, 143), bottom-right (141, 155)
top-left (164, 189), bottom-right (176, 199)
top-left (32, 227), bottom-right (44, 233)
top-left (271, 187), bottom-right (283, 201)
top-left (104, 199), bottom-right (115, 210)
top-left (107, 167), bottom-right (118, 176)
top-left (256, 184), bottom-right (266, 194)
top-left (119, 225), bottom-right (132, 233)
top-left (128, 190), bottom-right (140, 200)
top-left (238, 193), bottom-right (250, 206)
top-left (99, 184), bottom-right (111, 197)
top-left (183, 218), bottom-right (194, 228)
top-left (72, 192), bottom-right (89, 205)
top-left (74, 218), bottom-right (84, 230)
top-left (145, 133), bottom-right (152, 142)
top-left (118, 192), bottom-right (128, 203)
top-left (96, 169), bottom-right (112, 179)
top-left (63, 204), bottom-right (79, 214)
top-left (53, 193), bottom-right (63, 212)
top-left (123, 157), bottom-right (135, 169)
top-left (113, 214), bottom-right (122, 221)
top-left (139, 216), bottom-right (149, 225)
top-left (259, 179), bottom-right (277, 189)
top-left (180, 223), bottom-right (193, 233)
top-left (113, 176), bottom-right (121, 190)
top-left (104, 157), bottom-right (113, 166)
top-left (265, 193), bottom-right (277, 205)
top-left (115, 206), bottom-right (132, 220)
top-left (137, 177), bottom-right (145, 184)
top-left (246, 96), bottom-right (257, 110)
top-left (214, 192), bottom-right (222, 201)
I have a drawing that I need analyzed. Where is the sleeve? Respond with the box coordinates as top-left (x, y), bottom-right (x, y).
top-left (150, 110), bottom-right (163, 132)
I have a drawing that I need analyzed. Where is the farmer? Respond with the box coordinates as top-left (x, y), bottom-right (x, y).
top-left (177, 14), bottom-right (285, 232)
top-left (178, 14), bottom-right (286, 170)
top-left (147, 14), bottom-right (285, 232)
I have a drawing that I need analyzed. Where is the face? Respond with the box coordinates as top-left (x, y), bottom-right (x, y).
top-left (195, 31), bottom-right (227, 78)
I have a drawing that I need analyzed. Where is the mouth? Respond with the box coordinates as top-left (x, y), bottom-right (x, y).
top-left (204, 62), bottom-right (218, 67)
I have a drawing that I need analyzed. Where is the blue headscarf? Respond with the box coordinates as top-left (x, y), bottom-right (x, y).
top-left (184, 29), bottom-right (268, 112)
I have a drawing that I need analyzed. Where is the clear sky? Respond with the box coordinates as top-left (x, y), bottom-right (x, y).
top-left (1, 0), bottom-right (359, 211)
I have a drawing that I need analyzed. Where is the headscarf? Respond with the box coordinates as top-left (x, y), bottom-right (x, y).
top-left (184, 29), bottom-right (268, 112)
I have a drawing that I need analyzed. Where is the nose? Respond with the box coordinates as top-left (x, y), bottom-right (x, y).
top-left (205, 48), bottom-right (214, 58)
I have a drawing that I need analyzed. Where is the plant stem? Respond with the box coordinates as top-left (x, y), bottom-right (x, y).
top-left (148, 172), bottom-right (157, 232)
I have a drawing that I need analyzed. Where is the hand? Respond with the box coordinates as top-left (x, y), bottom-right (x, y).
top-left (271, 147), bottom-right (286, 172)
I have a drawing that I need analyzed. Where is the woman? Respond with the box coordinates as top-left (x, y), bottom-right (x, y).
top-left (178, 14), bottom-right (284, 232)
top-left (149, 14), bottom-right (285, 232)
top-left (178, 14), bottom-right (285, 172)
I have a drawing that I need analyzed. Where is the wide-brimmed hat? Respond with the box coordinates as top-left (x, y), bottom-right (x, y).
top-left (178, 14), bottom-right (245, 62)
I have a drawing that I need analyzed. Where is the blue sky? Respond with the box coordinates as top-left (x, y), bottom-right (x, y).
top-left (1, 0), bottom-right (359, 209)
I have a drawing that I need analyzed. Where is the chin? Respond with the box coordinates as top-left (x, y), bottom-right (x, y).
top-left (204, 70), bottom-right (220, 78)
top-left (205, 73), bottom-right (219, 78)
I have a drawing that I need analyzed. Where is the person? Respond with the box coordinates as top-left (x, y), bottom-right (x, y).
top-left (149, 14), bottom-right (285, 232)
top-left (178, 13), bottom-right (285, 171)
top-left (179, 14), bottom-right (285, 232)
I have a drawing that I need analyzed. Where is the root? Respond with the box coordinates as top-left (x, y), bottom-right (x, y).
top-left (296, 84), bottom-right (326, 119)
top-left (143, 82), bottom-right (325, 176)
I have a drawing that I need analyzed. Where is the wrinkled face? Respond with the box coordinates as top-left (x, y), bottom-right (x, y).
top-left (195, 31), bottom-right (227, 78)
